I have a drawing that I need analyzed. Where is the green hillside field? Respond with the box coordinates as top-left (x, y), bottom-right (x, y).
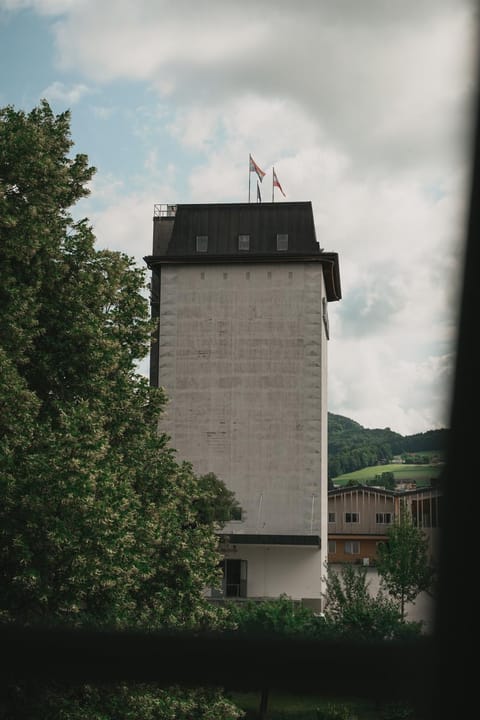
top-left (332, 462), bottom-right (443, 487)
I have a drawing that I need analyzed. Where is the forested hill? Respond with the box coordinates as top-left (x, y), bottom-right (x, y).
top-left (328, 412), bottom-right (448, 479)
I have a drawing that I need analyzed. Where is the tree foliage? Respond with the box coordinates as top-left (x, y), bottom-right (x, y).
top-left (194, 471), bottom-right (242, 525)
top-left (376, 503), bottom-right (435, 620)
top-left (226, 576), bottom-right (422, 644)
top-left (322, 564), bottom-right (422, 640)
top-left (0, 101), bottom-right (242, 718)
top-left (227, 594), bottom-right (327, 639)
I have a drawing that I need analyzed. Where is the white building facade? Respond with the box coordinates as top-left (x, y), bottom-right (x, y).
top-left (145, 202), bottom-right (341, 610)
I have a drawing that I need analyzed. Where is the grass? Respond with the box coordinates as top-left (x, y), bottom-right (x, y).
top-left (332, 462), bottom-right (443, 486)
top-left (229, 690), bottom-right (413, 719)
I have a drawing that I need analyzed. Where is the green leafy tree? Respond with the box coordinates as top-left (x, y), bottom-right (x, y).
top-left (194, 471), bottom-right (242, 525)
top-left (376, 502), bottom-right (435, 620)
top-left (0, 101), bottom-right (242, 718)
top-left (322, 564), bottom-right (422, 640)
top-left (227, 594), bottom-right (328, 639)
top-left (368, 471), bottom-right (395, 490)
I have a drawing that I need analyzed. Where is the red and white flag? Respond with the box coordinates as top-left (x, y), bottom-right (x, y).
top-left (249, 154), bottom-right (266, 182)
top-left (273, 168), bottom-right (286, 197)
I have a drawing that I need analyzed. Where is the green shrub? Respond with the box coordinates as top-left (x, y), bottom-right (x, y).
top-left (316, 702), bottom-right (353, 720)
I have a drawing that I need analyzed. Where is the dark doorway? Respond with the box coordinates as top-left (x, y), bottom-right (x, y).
top-left (221, 559), bottom-right (247, 598)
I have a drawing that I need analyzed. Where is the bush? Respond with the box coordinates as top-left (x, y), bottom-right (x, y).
top-left (226, 595), bottom-right (329, 639)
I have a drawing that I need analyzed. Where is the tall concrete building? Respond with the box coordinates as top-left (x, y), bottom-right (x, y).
top-left (144, 201), bottom-right (341, 609)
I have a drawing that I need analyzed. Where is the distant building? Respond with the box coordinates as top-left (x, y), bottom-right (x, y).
top-left (145, 201), bottom-right (341, 609)
top-left (400, 485), bottom-right (442, 562)
top-left (328, 484), bottom-right (442, 565)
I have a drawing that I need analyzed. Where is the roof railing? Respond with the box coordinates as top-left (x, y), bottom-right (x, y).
top-left (154, 203), bottom-right (177, 217)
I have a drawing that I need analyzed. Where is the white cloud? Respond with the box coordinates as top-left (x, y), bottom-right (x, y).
top-left (5, 0), bottom-right (475, 434)
top-left (83, 66), bottom-right (469, 432)
top-left (80, 169), bottom-right (178, 268)
top-left (0, 0), bottom-right (82, 13)
top-left (41, 80), bottom-right (93, 104)
top-left (328, 336), bottom-right (454, 435)
top-left (91, 104), bottom-right (116, 119)
top-left (91, 192), bottom-right (153, 267)
top-left (42, 1), bottom-right (476, 174)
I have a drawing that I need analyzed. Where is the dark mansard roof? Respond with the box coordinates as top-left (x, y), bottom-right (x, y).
top-left (144, 201), bottom-right (341, 301)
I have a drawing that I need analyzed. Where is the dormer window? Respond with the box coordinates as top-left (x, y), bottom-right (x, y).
top-left (238, 234), bottom-right (250, 251)
top-left (276, 233), bottom-right (288, 251)
top-left (196, 235), bottom-right (208, 252)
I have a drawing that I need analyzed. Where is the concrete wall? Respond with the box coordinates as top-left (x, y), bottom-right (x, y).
top-left (219, 545), bottom-right (324, 605)
top-left (157, 260), bottom-right (329, 598)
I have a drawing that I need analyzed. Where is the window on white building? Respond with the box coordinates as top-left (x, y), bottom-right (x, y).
top-left (229, 507), bottom-right (242, 521)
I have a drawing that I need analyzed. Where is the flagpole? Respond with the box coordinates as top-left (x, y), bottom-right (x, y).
top-left (248, 156), bottom-right (251, 203)
top-left (272, 167), bottom-right (275, 202)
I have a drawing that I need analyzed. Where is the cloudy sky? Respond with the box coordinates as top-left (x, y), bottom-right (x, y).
top-left (1, 0), bottom-right (478, 436)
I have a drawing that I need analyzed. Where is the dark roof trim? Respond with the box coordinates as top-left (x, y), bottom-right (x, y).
top-left (328, 483), bottom-right (441, 498)
top-left (329, 485), bottom-right (397, 498)
top-left (145, 253), bottom-right (330, 265)
top-left (328, 533), bottom-right (388, 540)
top-left (218, 534), bottom-right (321, 547)
top-left (399, 486), bottom-right (442, 497)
